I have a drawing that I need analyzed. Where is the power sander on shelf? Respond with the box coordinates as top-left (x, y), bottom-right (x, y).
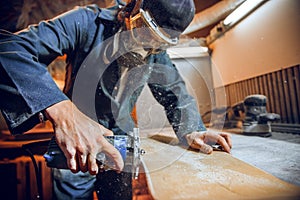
top-left (242, 94), bottom-right (280, 137)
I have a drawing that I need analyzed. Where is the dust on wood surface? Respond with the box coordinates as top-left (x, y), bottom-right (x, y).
top-left (140, 130), bottom-right (300, 200)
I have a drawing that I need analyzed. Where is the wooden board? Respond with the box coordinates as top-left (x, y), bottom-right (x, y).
top-left (139, 132), bottom-right (300, 200)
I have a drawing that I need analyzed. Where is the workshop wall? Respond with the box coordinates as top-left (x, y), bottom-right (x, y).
top-left (209, 0), bottom-right (300, 125)
top-left (217, 65), bottom-right (300, 124)
top-left (209, 0), bottom-right (300, 87)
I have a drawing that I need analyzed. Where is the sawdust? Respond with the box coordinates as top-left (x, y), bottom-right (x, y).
top-left (141, 137), bottom-right (300, 200)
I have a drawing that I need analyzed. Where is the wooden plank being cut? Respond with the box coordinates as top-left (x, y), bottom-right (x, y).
top-left (140, 132), bottom-right (300, 200)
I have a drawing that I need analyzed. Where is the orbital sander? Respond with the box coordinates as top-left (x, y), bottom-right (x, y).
top-left (242, 94), bottom-right (280, 137)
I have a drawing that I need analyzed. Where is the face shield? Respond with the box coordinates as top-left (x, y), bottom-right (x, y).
top-left (128, 9), bottom-right (179, 50)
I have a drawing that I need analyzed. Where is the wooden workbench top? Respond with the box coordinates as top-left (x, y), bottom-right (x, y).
top-left (140, 131), bottom-right (300, 200)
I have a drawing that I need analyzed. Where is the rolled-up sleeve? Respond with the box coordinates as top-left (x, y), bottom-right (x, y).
top-left (0, 6), bottom-right (98, 134)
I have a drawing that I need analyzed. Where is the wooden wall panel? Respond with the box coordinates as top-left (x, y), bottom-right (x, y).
top-left (215, 65), bottom-right (300, 124)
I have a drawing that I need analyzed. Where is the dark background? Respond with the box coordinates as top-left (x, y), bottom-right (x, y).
top-left (0, 0), bottom-right (222, 37)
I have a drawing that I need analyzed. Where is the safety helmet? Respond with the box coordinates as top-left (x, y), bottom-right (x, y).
top-left (121, 0), bottom-right (195, 49)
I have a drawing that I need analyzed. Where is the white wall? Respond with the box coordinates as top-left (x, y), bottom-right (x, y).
top-left (209, 0), bottom-right (300, 88)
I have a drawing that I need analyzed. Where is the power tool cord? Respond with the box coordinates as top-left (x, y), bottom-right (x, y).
top-left (22, 146), bottom-right (43, 200)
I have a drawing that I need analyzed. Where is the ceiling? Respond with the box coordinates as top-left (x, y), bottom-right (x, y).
top-left (190, 0), bottom-right (223, 38)
top-left (0, 0), bottom-right (223, 38)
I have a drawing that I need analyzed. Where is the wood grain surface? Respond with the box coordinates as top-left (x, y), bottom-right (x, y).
top-left (140, 133), bottom-right (300, 200)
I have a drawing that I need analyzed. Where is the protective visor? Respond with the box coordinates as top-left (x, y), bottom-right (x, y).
top-left (129, 9), bottom-right (179, 49)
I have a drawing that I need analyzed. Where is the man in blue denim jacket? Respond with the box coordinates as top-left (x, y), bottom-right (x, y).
top-left (0, 0), bottom-right (232, 199)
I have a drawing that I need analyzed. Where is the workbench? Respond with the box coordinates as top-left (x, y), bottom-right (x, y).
top-left (140, 129), bottom-right (300, 200)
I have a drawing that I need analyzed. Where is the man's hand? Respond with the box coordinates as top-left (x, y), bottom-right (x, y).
top-left (45, 100), bottom-right (124, 175)
top-left (185, 131), bottom-right (232, 154)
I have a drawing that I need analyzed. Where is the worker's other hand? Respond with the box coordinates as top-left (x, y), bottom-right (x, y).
top-left (185, 131), bottom-right (232, 154)
top-left (45, 100), bottom-right (124, 175)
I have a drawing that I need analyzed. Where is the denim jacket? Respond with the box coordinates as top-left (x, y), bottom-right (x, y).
top-left (0, 4), bottom-right (206, 142)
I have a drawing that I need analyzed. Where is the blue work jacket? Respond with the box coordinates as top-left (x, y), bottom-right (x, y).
top-left (0, 4), bottom-right (206, 142)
